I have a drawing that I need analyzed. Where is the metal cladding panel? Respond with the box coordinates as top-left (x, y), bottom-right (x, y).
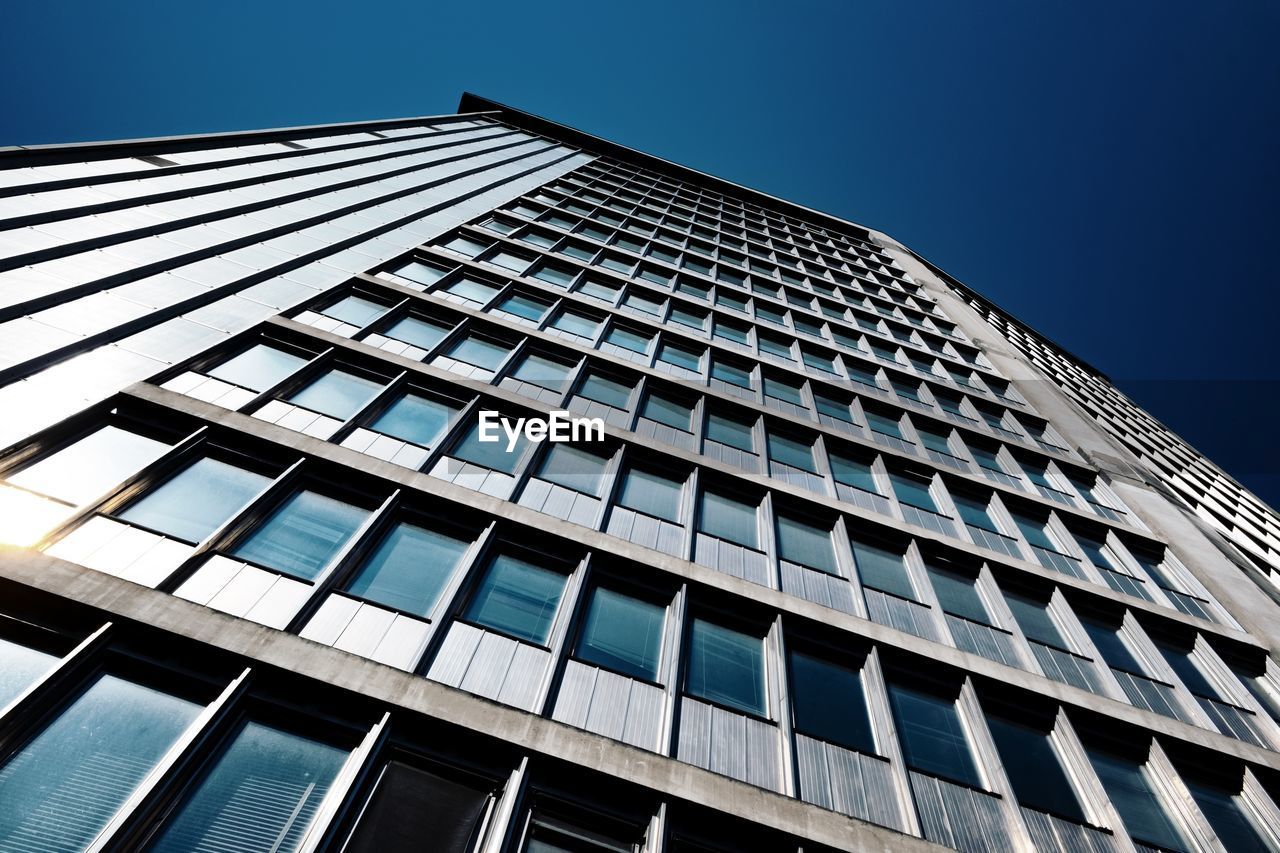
top-left (459, 630), bottom-right (519, 698)
top-left (1020, 807), bottom-right (1121, 853)
top-left (779, 562), bottom-right (856, 615)
top-left (770, 462), bottom-right (827, 495)
top-left (606, 507), bottom-right (683, 557)
top-left (864, 588), bottom-right (940, 642)
top-left (427, 621), bottom-right (484, 687)
top-left (677, 698), bottom-right (781, 793)
top-left (834, 483), bottom-right (894, 517)
top-left (693, 534), bottom-right (771, 586)
top-left (1196, 696), bottom-right (1270, 748)
top-left (1111, 670), bottom-right (1192, 723)
top-left (633, 418), bottom-right (696, 452)
top-left (701, 441), bottom-right (761, 474)
top-left (944, 615), bottom-right (1021, 668)
top-left (795, 734), bottom-right (902, 831)
top-left (1030, 643), bottom-right (1107, 694)
top-left (909, 771), bottom-right (1010, 853)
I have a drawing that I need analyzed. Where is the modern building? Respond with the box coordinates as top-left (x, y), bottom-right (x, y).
top-left (0, 94), bottom-right (1277, 853)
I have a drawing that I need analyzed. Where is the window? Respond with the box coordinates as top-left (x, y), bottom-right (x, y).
top-left (813, 392), bottom-right (853, 423)
top-left (1087, 748), bottom-right (1187, 852)
top-left (382, 315), bottom-right (452, 351)
top-left (511, 353), bottom-right (575, 392)
top-left (391, 260), bottom-right (451, 287)
top-left (757, 333), bottom-right (794, 361)
top-left (1080, 617), bottom-right (1143, 674)
top-left (777, 515), bottom-right (837, 574)
top-left (442, 276), bottom-right (502, 304)
top-left (968, 445), bottom-right (1004, 472)
top-left (887, 681), bottom-right (979, 786)
top-left (656, 340), bottom-right (702, 371)
top-left (710, 359), bottom-right (751, 388)
top-left (603, 326), bottom-right (651, 354)
top-left (864, 411), bottom-right (903, 438)
top-left (641, 393), bottom-right (693, 431)
top-left (321, 294), bottom-right (388, 327)
top-left (232, 490), bottom-right (369, 581)
top-left (368, 392), bottom-right (460, 448)
top-left (851, 538), bottom-right (914, 599)
top-left (0, 635), bottom-right (57, 713)
top-left (577, 373), bottom-right (632, 409)
top-left (669, 306), bottom-right (707, 331)
top-left (1184, 776), bottom-right (1271, 853)
top-left (578, 277), bottom-right (621, 302)
top-left (450, 417), bottom-right (529, 473)
top-left (119, 457), bottom-right (271, 543)
top-left (926, 564), bottom-right (988, 624)
top-left (1004, 589), bottom-right (1065, 648)
top-left (986, 715), bottom-right (1085, 822)
top-left (345, 521), bottom-right (470, 617)
top-left (464, 554), bottom-right (567, 645)
top-left (9, 425), bottom-right (170, 506)
top-left (146, 720), bottom-right (348, 853)
top-left (208, 343), bottom-right (307, 392)
top-left (496, 292), bottom-right (553, 322)
top-left (829, 453), bottom-right (880, 494)
top-left (698, 491), bottom-right (758, 548)
top-left (287, 368), bottom-right (382, 419)
top-left (1155, 638), bottom-right (1217, 698)
top-left (0, 673), bottom-right (201, 851)
top-left (1011, 512), bottom-right (1059, 552)
top-left (575, 587), bottom-right (665, 681)
top-left (550, 309), bottom-right (600, 339)
top-left (537, 444), bottom-right (610, 497)
top-left (889, 471), bottom-right (940, 513)
top-left (532, 261), bottom-right (578, 288)
top-left (686, 619), bottom-right (765, 716)
top-left (767, 434), bottom-right (815, 471)
top-left (953, 493), bottom-right (998, 532)
top-left (618, 468), bottom-right (683, 522)
top-left (916, 426), bottom-right (953, 456)
top-left (789, 650), bottom-right (873, 753)
top-left (485, 249), bottom-right (534, 273)
top-left (763, 376), bottom-right (804, 405)
top-left (713, 319), bottom-right (750, 345)
top-left (444, 335), bottom-right (513, 371)
top-left (705, 413), bottom-right (754, 451)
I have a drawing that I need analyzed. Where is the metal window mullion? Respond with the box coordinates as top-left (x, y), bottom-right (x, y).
top-left (1048, 709), bottom-right (1132, 843)
top-left (477, 757), bottom-right (530, 853)
top-left (296, 711), bottom-right (392, 853)
top-left (657, 584), bottom-right (688, 756)
top-left (0, 621), bottom-right (112, 736)
top-left (861, 647), bottom-right (922, 836)
top-left (1144, 740), bottom-right (1220, 853)
top-left (767, 615), bottom-right (796, 797)
top-left (955, 676), bottom-right (1037, 851)
top-left (414, 520), bottom-right (501, 674)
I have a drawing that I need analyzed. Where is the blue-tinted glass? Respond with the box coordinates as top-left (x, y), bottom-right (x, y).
top-left (851, 539), bottom-right (914, 600)
top-left (576, 588), bottom-right (665, 681)
top-left (120, 457), bottom-right (270, 543)
top-left (146, 721), bottom-right (347, 853)
top-left (865, 412), bottom-right (903, 438)
top-left (1081, 619), bottom-right (1143, 674)
top-left (687, 620), bottom-right (765, 715)
top-left (287, 369), bottom-right (382, 419)
top-left (830, 454), bottom-right (880, 494)
top-left (446, 336), bottom-right (511, 370)
top-left (551, 310), bottom-right (599, 337)
top-left (451, 421), bottom-right (528, 473)
top-left (763, 377), bottom-right (803, 404)
top-left (790, 651), bottom-right (873, 752)
top-left (1186, 779), bottom-right (1269, 853)
top-left (605, 327), bottom-right (651, 353)
top-left (917, 427), bottom-right (952, 455)
top-left (711, 360), bottom-right (751, 387)
top-left (533, 263), bottom-right (577, 288)
top-left (1157, 641), bottom-right (1218, 698)
top-left (706, 414), bottom-right (753, 451)
top-left (383, 316), bottom-right (451, 350)
top-left (890, 471), bottom-right (939, 513)
top-left (987, 717), bottom-right (1085, 822)
top-left (777, 517), bottom-right (836, 573)
top-left (370, 393), bottom-right (459, 448)
top-left (579, 374), bottom-right (632, 408)
top-left (714, 322), bottom-right (749, 344)
top-left (512, 354), bottom-right (573, 391)
top-left (657, 342), bottom-right (702, 370)
top-left (444, 276), bottom-right (500, 303)
top-left (208, 344), bottom-right (307, 392)
top-left (1088, 750), bottom-right (1187, 852)
top-left (619, 469), bottom-right (683, 522)
top-left (698, 492), bottom-right (758, 548)
top-left (954, 494), bottom-right (997, 531)
top-left (323, 295), bottom-right (387, 327)
top-left (0, 674), bottom-right (199, 852)
top-left (926, 565), bottom-right (988, 624)
top-left (814, 393), bottom-right (853, 422)
top-left (887, 682), bottom-right (979, 786)
top-left (768, 434), bottom-right (815, 471)
top-left (1004, 591), bottom-right (1064, 647)
top-left (758, 335), bottom-right (793, 359)
top-left (969, 445), bottom-right (1003, 470)
top-left (1075, 534), bottom-right (1117, 570)
top-left (0, 636), bottom-right (56, 710)
top-left (233, 491), bottom-right (368, 580)
top-left (9, 425), bottom-right (170, 506)
top-left (464, 555), bottom-right (566, 645)
top-left (1012, 513), bottom-right (1057, 551)
top-left (642, 395), bottom-right (692, 430)
top-left (497, 293), bottom-right (551, 321)
top-left (345, 522), bottom-right (469, 617)
top-left (538, 444), bottom-right (609, 496)
top-left (393, 260), bottom-right (451, 286)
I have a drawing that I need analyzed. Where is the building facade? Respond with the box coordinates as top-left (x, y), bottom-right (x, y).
top-left (0, 94), bottom-right (1278, 852)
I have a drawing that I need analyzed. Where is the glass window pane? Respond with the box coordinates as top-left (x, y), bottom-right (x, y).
top-left (10, 426), bottom-right (170, 506)
top-left (1185, 778), bottom-right (1269, 853)
top-left (604, 327), bottom-right (650, 354)
top-left (763, 377), bottom-right (803, 404)
top-left (323, 295), bottom-right (387, 327)
top-left (443, 276), bottom-right (500, 303)
top-left (705, 414), bottom-right (753, 451)
top-left (926, 564), bottom-right (988, 624)
top-left (1004, 590), bottom-right (1064, 648)
top-left (551, 310), bottom-right (599, 338)
top-left (641, 394), bottom-right (692, 430)
top-left (790, 651), bottom-right (873, 752)
top-left (0, 636), bottom-right (57, 710)
top-left (698, 492), bottom-right (758, 548)
top-left (393, 260), bottom-right (450, 286)
top-left (345, 521), bottom-right (468, 617)
top-left (830, 454), bottom-right (880, 494)
top-left (687, 619), bottom-right (765, 715)
top-left (865, 412), bottom-right (902, 439)
top-left (537, 444), bottom-right (610, 497)
top-left (618, 469), bottom-right (682, 522)
top-left (0, 673), bottom-right (200, 852)
top-left (208, 344), bottom-right (307, 392)
top-left (287, 369), bottom-right (382, 419)
top-left (383, 316), bottom-right (452, 351)
top-left (232, 491), bottom-right (368, 580)
top-left (369, 393), bottom-right (459, 448)
top-left (1088, 750), bottom-right (1187, 852)
top-left (851, 538), bottom-right (914, 600)
top-left (578, 374), bottom-right (631, 408)
top-left (576, 588), bottom-right (665, 681)
top-left (987, 716), bottom-right (1085, 821)
top-left (1081, 619), bottom-right (1143, 674)
top-left (451, 421), bottom-right (528, 473)
top-left (497, 293), bottom-right (551, 321)
top-left (767, 434), bottom-right (815, 471)
top-left (464, 555), bottom-right (566, 645)
top-left (512, 354), bottom-right (573, 392)
top-left (146, 721), bottom-right (347, 853)
top-left (777, 516), bottom-right (836, 573)
top-left (657, 342), bottom-right (701, 371)
top-left (887, 682), bottom-right (979, 786)
top-left (120, 457), bottom-right (270, 543)
top-left (446, 336), bottom-right (511, 371)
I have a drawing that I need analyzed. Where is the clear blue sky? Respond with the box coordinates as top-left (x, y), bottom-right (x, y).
top-left (2, 0), bottom-right (1277, 506)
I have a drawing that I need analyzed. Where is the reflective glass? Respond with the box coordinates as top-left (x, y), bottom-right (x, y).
top-left (925, 564), bottom-right (988, 623)
top-left (512, 354), bottom-right (573, 391)
top-left (323, 295), bottom-right (387, 327)
top-left (446, 336), bottom-right (511, 371)
top-left (550, 310), bottom-right (599, 337)
top-left (698, 492), bottom-right (758, 548)
top-left (790, 651), bottom-right (873, 752)
top-left (641, 394), bottom-right (692, 430)
top-left (443, 276), bottom-right (500, 302)
top-left (370, 393), bottom-right (459, 448)
top-left (1004, 591), bottom-right (1064, 647)
top-left (9, 426), bottom-right (169, 506)
top-left (618, 468), bottom-right (683, 522)
top-left (384, 316), bottom-right (451, 351)
top-left (705, 414), bottom-right (753, 451)
top-left (287, 369), bottom-right (382, 419)
top-left (763, 377), bottom-right (803, 404)
top-left (538, 445), bottom-right (609, 496)
top-left (1088, 750), bottom-right (1187, 852)
top-left (208, 344), bottom-right (307, 392)
top-left (0, 636), bottom-right (57, 710)
top-left (497, 293), bottom-right (552, 321)
top-left (146, 721), bottom-right (347, 853)
top-left (767, 434), bottom-right (815, 471)
top-left (887, 682), bottom-right (979, 786)
top-left (851, 538), bottom-right (914, 600)
top-left (890, 472), bottom-right (940, 513)
top-left (829, 454), bottom-right (880, 493)
top-left (451, 421), bottom-right (528, 473)
top-left (1185, 778), bottom-right (1269, 853)
top-left (687, 619), bottom-right (765, 715)
top-left (987, 716), bottom-right (1085, 821)
top-left (576, 588), bottom-right (665, 681)
top-left (604, 327), bottom-right (650, 353)
top-left (0, 674), bottom-right (200, 852)
top-left (777, 516), bottom-right (836, 573)
top-left (578, 374), bottom-right (631, 408)
top-left (464, 555), bottom-right (566, 645)
top-left (120, 457), bottom-right (270, 543)
top-left (232, 490), bottom-right (368, 580)
top-left (346, 521), bottom-right (469, 617)
top-left (1081, 619), bottom-right (1144, 674)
